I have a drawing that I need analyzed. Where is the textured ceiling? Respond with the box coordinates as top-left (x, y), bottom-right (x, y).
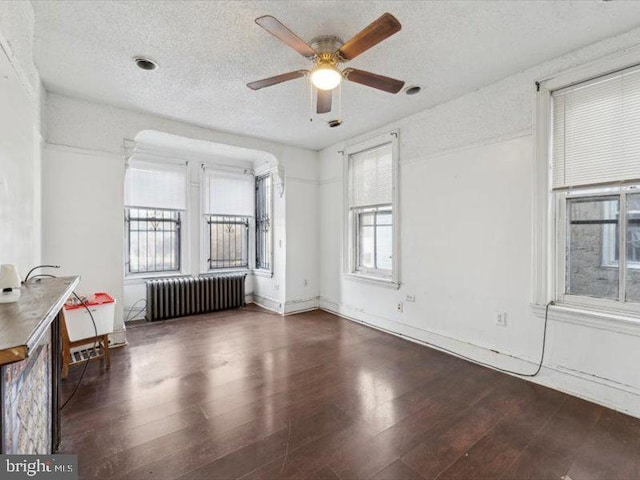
top-left (32, 1), bottom-right (640, 150)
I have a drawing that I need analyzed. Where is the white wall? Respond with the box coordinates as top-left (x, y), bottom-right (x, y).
top-left (42, 93), bottom-right (320, 339)
top-left (0, 2), bottom-right (42, 277)
top-left (319, 26), bottom-right (640, 418)
top-left (283, 147), bottom-right (320, 313)
top-left (42, 145), bottom-right (124, 314)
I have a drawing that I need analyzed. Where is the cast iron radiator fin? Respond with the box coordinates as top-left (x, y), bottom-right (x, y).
top-left (145, 274), bottom-right (247, 321)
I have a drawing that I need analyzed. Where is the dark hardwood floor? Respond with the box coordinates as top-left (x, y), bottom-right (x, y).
top-left (59, 307), bottom-right (640, 480)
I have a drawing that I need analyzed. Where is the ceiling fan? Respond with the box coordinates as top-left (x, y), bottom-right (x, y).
top-left (247, 13), bottom-right (405, 115)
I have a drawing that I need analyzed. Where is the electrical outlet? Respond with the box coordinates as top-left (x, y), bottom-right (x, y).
top-left (303, 279), bottom-right (308, 287)
top-left (274, 284), bottom-right (280, 291)
top-left (405, 295), bottom-right (416, 303)
top-left (496, 312), bottom-right (507, 326)
top-left (397, 302), bottom-right (403, 313)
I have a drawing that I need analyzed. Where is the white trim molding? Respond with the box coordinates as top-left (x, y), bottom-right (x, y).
top-left (251, 294), bottom-right (284, 314)
top-left (284, 296), bottom-right (320, 315)
top-left (532, 303), bottom-right (640, 338)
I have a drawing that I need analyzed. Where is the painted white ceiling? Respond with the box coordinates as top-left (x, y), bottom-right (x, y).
top-left (32, 1), bottom-right (640, 151)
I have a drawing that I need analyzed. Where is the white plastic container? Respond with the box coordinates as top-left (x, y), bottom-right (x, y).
top-left (63, 292), bottom-right (115, 342)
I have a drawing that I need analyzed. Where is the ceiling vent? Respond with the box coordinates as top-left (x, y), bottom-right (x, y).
top-left (134, 57), bottom-right (158, 71)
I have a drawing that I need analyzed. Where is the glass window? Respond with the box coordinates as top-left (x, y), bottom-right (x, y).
top-left (206, 215), bottom-right (249, 269)
top-left (126, 208), bottom-right (181, 274)
top-left (356, 208), bottom-right (392, 274)
top-left (347, 140), bottom-right (395, 280)
top-left (255, 175), bottom-right (272, 270)
top-left (626, 193), bottom-right (640, 302)
top-left (566, 197), bottom-right (619, 300)
top-left (563, 190), bottom-right (640, 305)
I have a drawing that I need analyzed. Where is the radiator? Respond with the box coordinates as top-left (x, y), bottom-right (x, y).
top-left (145, 274), bottom-right (247, 321)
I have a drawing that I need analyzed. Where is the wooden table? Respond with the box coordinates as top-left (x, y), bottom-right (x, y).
top-left (0, 276), bottom-right (79, 454)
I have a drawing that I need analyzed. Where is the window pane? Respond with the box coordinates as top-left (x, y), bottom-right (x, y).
top-left (626, 193), bottom-right (640, 302)
top-left (208, 215), bottom-right (249, 269)
top-left (377, 211), bottom-right (392, 226)
top-left (566, 197), bottom-right (619, 300)
top-left (360, 212), bottom-right (375, 226)
top-left (376, 224), bottom-right (392, 270)
top-left (359, 223), bottom-right (375, 269)
top-left (126, 208), bottom-right (180, 274)
top-left (255, 175), bottom-right (272, 270)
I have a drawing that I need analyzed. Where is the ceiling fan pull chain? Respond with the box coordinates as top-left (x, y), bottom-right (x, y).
top-left (309, 78), bottom-right (314, 122)
top-left (338, 81), bottom-right (342, 121)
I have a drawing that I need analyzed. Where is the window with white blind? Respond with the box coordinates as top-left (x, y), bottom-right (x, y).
top-left (551, 64), bottom-right (640, 311)
top-left (201, 167), bottom-right (255, 270)
top-left (345, 132), bottom-right (399, 284)
top-left (124, 160), bottom-right (187, 275)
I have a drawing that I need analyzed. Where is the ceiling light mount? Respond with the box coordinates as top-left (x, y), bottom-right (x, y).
top-left (310, 36), bottom-right (344, 55)
top-left (134, 57), bottom-right (158, 71)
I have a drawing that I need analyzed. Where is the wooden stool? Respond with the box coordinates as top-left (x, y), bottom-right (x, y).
top-left (60, 312), bottom-right (110, 380)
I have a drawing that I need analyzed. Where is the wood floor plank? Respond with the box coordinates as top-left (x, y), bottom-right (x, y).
top-left (58, 308), bottom-right (640, 480)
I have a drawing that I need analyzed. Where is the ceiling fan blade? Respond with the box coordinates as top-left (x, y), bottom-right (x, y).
top-left (255, 16), bottom-right (317, 59)
top-left (337, 13), bottom-right (401, 61)
top-left (317, 89), bottom-right (332, 114)
top-left (344, 68), bottom-right (404, 94)
top-left (247, 70), bottom-right (307, 90)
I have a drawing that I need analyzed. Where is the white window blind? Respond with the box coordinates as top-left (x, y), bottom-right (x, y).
top-left (349, 142), bottom-right (393, 208)
top-left (202, 167), bottom-right (255, 216)
top-left (552, 65), bottom-right (640, 189)
top-left (124, 159), bottom-right (187, 210)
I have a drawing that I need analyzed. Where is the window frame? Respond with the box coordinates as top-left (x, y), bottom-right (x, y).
top-left (534, 50), bottom-right (640, 322)
top-left (255, 173), bottom-right (273, 273)
top-left (343, 131), bottom-right (400, 288)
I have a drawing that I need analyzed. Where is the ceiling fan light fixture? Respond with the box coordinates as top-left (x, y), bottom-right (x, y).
top-left (311, 65), bottom-right (342, 91)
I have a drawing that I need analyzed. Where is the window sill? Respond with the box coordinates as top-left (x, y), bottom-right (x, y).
top-left (344, 273), bottom-right (400, 289)
top-left (124, 272), bottom-right (188, 285)
top-left (531, 302), bottom-right (640, 337)
top-left (201, 268), bottom-right (250, 276)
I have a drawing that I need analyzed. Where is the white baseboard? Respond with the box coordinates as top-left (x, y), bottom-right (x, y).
top-left (248, 295), bottom-right (320, 315)
top-left (284, 296), bottom-right (319, 315)
top-left (108, 327), bottom-right (127, 347)
top-left (252, 294), bottom-right (284, 314)
top-left (319, 298), bottom-right (640, 419)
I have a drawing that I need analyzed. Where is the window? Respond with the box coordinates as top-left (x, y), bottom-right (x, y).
top-left (345, 134), bottom-right (398, 283)
top-left (205, 215), bottom-right (249, 269)
top-left (356, 207), bottom-right (392, 274)
top-left (551, 65), bottom-right (640, 309)
top-left (255, 174), bottom-right (272, 271)
top-left (126, 208), bottom-right (181, 273)
top-left (202, 167), bottom-right (255, 271)
top-left (124, 160), bottom-right (187, 275)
